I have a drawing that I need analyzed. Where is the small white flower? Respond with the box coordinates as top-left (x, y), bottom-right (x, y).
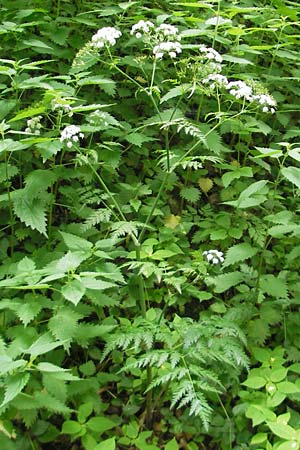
top-left (199, 45), bottom-right (223, 63)
top-left (226, 80), bottom-right (253, 101)
top-left (25, 115), bottom-right (43, 135)
top-left (91, 27), bottom-right (122, 48)
top-left (130, 20), bottom-right (155, 38)
top-left (153, 41), bottom-right (182, 59)
top-left (203, 73), bottom-right (229, 89)
top-left (60, 125), bottom-right (84, 148)
top-left (156, 23), bottom-right (180, 41)
top-left (203, 249), bottom-right (224, 264)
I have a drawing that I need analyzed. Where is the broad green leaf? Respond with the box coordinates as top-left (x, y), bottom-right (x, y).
top-left (37, 363), bottom-right (68, 373)
top-left (61, 279), bottom-right (86, 305)
top-left (267, 422), bottom-right (296, 440)
top-left (277, 442), bottom-right (299, 450)
top-left (95, 437), bottom-right (116, 450)
top-left (77, 76), bottom-right (116, 96)
top-left (1, 373), bottom-right (30, 407)
top-left (59, 232), bottom-right (93, 252)
top-left (270, 368), bottom-right (288, 383)
top-left (282, 167), bottom-right (300, 189)
top-left (242, 376), bottom-right (266, 389)
top-left (160, 84), bottom-right (192, 104)
top-left (61, 420), bottom-right (82, 435)
top-left (0, 357), bottom-right (27, 376)
top-left (78, 402), bottom-right (93, 424)
top-left (222, 166), bottom-right (253, 188)
top-left (259, 275), bottom-right (288, 299)
top-left (250, 433), bottom-right (268, 445)
top-left (277, 381), bottom-right (300, 394)
top-left (86, 416), bottom-right (115, 434)
top-left (211, 272), bottom-right (244, 293)
top-left (13, 196), bottom-right (47, 236)
top-left (8, 106), bottom-right (46, 122)
top-left (223, 243), bottom-right (258, 267)
top-left (26, 333), bottom-right (63, 357)
top-left (165, 437), bottom-right (179, 450)
top-left (80, 278), bottom-right (116, 290)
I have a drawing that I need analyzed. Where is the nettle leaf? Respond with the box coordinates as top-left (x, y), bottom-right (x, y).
top-left (259, 275), bottom-right (288, 299)
top-left (0, 163), bottom-right (18, 183)
top-left (223, 243), bottom-right (259, 268)
top-left (13, 195), bottom-right (48, 236)
top-left (180, 186), bottom-right (200, 203)
top-left (59, 231), bottom-right (93, 253)
top-left (222, 166), bottom-right (253, 188)
top-left (61, 279), bottom-right (86, 305)
top-left (34, 391), bottom-right (71, 414)
top-left (26, 333), bottom-right (63, 357)
top-left (281, 166), bottom-right (300, 189)
top-left (77, 76), bottom-right (116, 96)
top-left (211, 272), bottom-right (244, 293)
top-left (160, 83), bottom-right (192, 104)
top-left (0, 373), bottom-right (30, 407)
top-left (125, 133), bottom-right (156, 147)
top-left (48, 308), bottom-right (82, 342)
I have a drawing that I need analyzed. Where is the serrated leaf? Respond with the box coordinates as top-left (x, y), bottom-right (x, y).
top-left (160, 84), bottom-right (192, 104)
top-left (80, 278), bottom-right (116, 290)
top-left (282, 166), bottom-right (300, 188)
top-left (61, 279), bottom-right (86, 305)
top-left (164, 214), bottom-right (181, 229)
top-left (125, 133), bottom-right (155, 147)
top-left (13, 196), bottom-right (47, 236)
top-left (77, 76), bottom-right (116, 96)
top-left (198, 177), bottom-right (213, 194)
top-left (211, 271), bottom-right (244, 293)
top-left (1, 373), bottom-right (30, 407)
top-left (180, 186), bottom-right (200, 203)
top-left (26, 333), bottom-right (63, 357)
top-left (259, 275), bottom-right (288, 298)
top-left (59, 232), bottom-right (93, 252)
top-left (223, 243), bottom-right (258, 267)
top-left (222, 167), bottom-right (253, 188)
top-left (48, 308), bottom-right (81, 342)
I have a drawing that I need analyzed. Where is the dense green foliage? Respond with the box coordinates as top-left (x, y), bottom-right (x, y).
top-left (0, 0), bottom-right (300, 449)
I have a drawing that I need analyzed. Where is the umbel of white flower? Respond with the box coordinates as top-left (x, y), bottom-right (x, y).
top-left (203, 249), bottom-right (224, 265)
top-left (91, 27), bottom-right (122, 48)
top-left (25, 116), bottom-right (43, 135)
top-left (60, 125), bottom-right (84, 148)
top-left (153, 41), bottom-right (182, 59)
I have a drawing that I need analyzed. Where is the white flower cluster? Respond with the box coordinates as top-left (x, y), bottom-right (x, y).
top-left (199, 45), bottom-right (223, 63)
top-left (25, 116), bottom-right (42, 135)
top-left (130, 20), bottom-right (182, 59)
top-left (91, 27), bottom-right (122, 49)
top-left (60, 125), bottom-right (84, 148)
top-left (203, 249), bottom-right (224, 265)
top-left (130, 20), bottom-right (155, 39)
top-left (202, 73), bottom-right (229, 89)
top-left (153, 41), bottom-right (182, 59)
top-left (52, 99), bottom-right (73, 117)
top-left (203, 75), bottom-right (276, 113)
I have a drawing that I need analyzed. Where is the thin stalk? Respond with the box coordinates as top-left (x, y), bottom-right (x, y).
top-left (4, 151), bottom-right (15, 256)
top-left (135, 242), bottom-right (152, 426)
